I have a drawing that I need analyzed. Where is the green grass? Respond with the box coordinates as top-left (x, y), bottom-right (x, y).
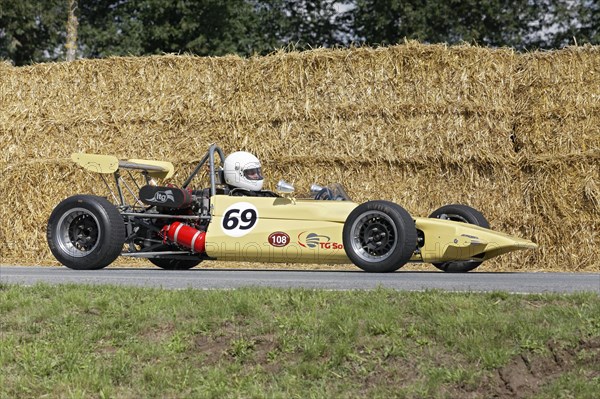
top-left (1, 283), bottom-right (599, 398)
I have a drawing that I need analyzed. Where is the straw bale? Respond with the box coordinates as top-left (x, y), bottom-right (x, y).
top-left (521, 157), bottom-right (600, 218)
top-left (0, 43), bottom-right (520, 165)
top-left (1, 42), bottom-right (599, 271)
top-left (515, 46), bottom-right (600, 156)
top-left (517, 157), bottom-right (599, 271)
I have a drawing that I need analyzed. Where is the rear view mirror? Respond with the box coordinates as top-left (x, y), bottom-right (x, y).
top-left (276, 180), bottom-right (295, 194)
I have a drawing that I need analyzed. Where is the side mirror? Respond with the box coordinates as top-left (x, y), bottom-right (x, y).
top-left (310, 183), bottom-right (323, 194)
top-left (276, 179), bottom-right (295, 194)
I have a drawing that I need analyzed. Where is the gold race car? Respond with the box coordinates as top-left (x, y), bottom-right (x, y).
top-left (47, 144), bottom-right (537, 272)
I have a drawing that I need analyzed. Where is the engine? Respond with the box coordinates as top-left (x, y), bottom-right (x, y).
top-left (139, 185), bottom-right (192, 209)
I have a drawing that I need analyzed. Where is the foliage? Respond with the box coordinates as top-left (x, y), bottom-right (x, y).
top-left (539, 0), bottom-right (600, 48)
top-left (251, 0), bottom-right (349, 51)
top-left (349, 0), bottom-right (600, 50)
top-left (0, 0), bottom-right (66, 65)
top-left (1, 0), bottom-right (599, 65)
top-left (77, 0), bottom-right (259, 58)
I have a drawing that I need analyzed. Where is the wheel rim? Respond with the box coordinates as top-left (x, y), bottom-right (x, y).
top-left (350, 210), bottom-right (397, 262)
top-left (56, 208), bottom-right (101, 257)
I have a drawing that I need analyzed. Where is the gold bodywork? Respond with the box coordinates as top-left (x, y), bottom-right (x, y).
top-left (205, 196), bottom-right (357, 264)
top-left (411, 217), bottom-right (537, 262)
top-left (205, 195), bottom-right (537, 264)
top-left (71, 153), bottom-right (537, 266)
top-left (71, 153), bottom-right (175, 179)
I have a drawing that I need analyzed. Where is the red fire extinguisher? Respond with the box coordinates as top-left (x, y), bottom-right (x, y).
top-left (162, 222), bottom-right (206, 253)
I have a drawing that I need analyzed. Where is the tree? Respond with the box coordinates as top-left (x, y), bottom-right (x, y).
top-left (348, 0), bottom-right (540, 50)
top-left (533, 0), bottom-right (600, 48)
top-left (578, 0), bottom-right (600, 45)
top-left (65, 0), bottom-right (78, 61)
top-left (77, 0), bottom-right (261, 58)
top-left (251, 0), bottom-right (349, 52)
top-left (2, 0), bottom-right (599, 66)
top-left (76, 0), bottom-right (348, 58)
top-left (348, 0), bottom-right (600, 50)
top-left (0, 0), bottom-right (66, 65)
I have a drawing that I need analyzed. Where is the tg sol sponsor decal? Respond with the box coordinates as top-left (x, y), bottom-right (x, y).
top-left (297, 231), bottom-right (344, 250)
top-left (268, 232), bottom-right (290, 247)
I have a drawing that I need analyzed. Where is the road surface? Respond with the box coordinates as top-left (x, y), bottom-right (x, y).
top-left (1, 266), bottom-right (599, 294)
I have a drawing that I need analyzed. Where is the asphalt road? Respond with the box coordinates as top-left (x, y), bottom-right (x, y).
top-left (1, 266), bottom-right (599, 294)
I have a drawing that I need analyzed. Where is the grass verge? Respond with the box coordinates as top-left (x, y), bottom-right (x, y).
top-left (1, 283), bottom-right (599, 398)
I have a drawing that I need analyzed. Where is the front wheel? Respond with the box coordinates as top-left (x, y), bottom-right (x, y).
top-left (343, 201), bottom-right (417, 273)
top-left (429, 204), bottom-right (489, 273)
top-left (47, 195), bottom-right (125, 270)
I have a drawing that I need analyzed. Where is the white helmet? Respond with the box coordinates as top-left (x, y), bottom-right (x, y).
top-left (223, 151), bottom-right (264, 191)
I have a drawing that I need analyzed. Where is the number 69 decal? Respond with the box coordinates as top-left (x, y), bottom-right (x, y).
top-left (221, 202), bottom-right (259, 237)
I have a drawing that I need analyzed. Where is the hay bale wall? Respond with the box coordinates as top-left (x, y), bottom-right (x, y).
top-left (0, 42), bottom-right (598, 271)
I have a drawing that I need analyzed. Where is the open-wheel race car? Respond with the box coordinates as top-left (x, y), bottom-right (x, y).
top-left (47, 144), bottom-right (537, 273)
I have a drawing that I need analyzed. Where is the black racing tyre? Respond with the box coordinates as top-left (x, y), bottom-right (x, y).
top-left (138, 228), bottom-right (203, 270)
top-left (343, 201), bottom-right (417, 273)
top-left (47, 195), bottom-right (125, 270)
top-left (428, 204), bottom-right (490, 273)
top-left (149, 257), bottom-right (201, 270)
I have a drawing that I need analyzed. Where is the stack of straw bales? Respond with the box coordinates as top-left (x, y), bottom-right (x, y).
top-left (515, 48), bottom-right (600, 270)
top-left (0, 42), bottom-right (598, 271)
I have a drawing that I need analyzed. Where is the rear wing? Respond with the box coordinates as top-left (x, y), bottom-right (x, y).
top-left (71, 153), bottom-right (174, 180)
top-left (71, 144), bottom-right (226, 207)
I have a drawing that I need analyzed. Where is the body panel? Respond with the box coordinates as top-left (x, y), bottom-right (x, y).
top-left (204, 195), bottom-right (537, 265)
top-left (72, 153), bottom-right (119, 174)
top-left (204, 195), bottom-right (355, 263)
top-left (71, 153), bottom-right (174, 179)
top-left (126, 159), bottom-right (175, 179)
top-left (413, 217), bottom-right (537, 263)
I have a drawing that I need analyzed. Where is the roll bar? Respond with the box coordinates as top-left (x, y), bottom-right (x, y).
top-left (181, 144), bottom-right (226, 196)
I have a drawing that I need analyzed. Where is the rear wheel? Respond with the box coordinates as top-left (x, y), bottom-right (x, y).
top-left (429, 204), bottom-right (489, 273)
top-left (138, 228), bottom-right (203, 270)
top-left (343, 201), bottom-right (417, 273)
top-left (149, 256), bottom-right (201, 270)
top-left (47, 195), bottom-right (125, 270)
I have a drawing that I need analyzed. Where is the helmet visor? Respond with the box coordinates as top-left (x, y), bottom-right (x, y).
top-left (243, 167), bottom-right (263, 181)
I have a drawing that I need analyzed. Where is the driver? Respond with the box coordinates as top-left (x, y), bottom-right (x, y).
top-left (223, 151), bottom-right (278, 197)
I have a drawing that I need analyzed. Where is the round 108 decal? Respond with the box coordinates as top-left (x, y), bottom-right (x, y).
top-left (221, 202), bottom-right (259, 237)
